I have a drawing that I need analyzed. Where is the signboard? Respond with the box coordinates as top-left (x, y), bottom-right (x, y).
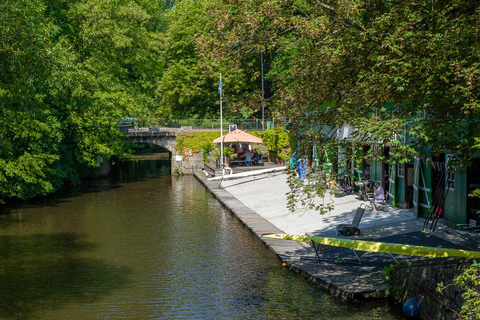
top-left (183, 149), bottom-right (193, 157)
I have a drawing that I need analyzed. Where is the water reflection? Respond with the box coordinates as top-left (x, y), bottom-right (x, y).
top-left (0, 160), bottom-right (402, 319)
top-left (0, 233), bottom-right (131, 318)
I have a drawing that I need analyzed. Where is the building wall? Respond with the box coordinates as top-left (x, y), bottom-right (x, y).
top-left (419, 161), bottom-right (432, 218)
top-left (444, 170), bottom-right (468, 227)
top-left (390, 259), bottom-right (471, 320)
top-left (412, 157), bottom-right (469, 227)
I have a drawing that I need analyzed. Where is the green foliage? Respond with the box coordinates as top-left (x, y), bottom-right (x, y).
top-left (469, 189), bottom-right (480, 216)
top-left (453, 261), bottom-right (480, 319)
top-left (469, 189), bottom-right (480, 199)
top-left (198, 0), bottom-right (480, 215)
top-left (382, 263), bottom-right (404, 302)
top-left (157, 0), bottom-right (256, 119)
top-left (175, 131), bottom-right (220, 154)
top-left (201, 0), bottom-right (480, 166)
top-left (383, 263), bottom-right (401, 282)
top-left (285, 168), bottom-right (333, 214)
top-left (0, 0), bottom-right (164, 201)
top-left (212, 147), bottom-right (237, 162)
top-left (260, 129), bottom-right (291, 160)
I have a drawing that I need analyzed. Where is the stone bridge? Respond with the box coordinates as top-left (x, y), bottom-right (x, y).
top-left (127, 128), bottom-right (178, 153)
top-left (126, 127), bottom-right (206, 174)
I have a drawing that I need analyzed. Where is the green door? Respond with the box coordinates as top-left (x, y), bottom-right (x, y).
top-left (389, 164), bottom-right (396, 207)
top-left (413, 158), bottom-right (420, 217)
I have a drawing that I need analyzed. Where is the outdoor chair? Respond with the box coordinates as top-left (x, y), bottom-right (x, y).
top-left (376, 192), bottom-right (390, 211)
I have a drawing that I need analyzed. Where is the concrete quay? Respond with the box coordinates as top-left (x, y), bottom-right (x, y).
top-left (194, 169), bottom-right (477, 302)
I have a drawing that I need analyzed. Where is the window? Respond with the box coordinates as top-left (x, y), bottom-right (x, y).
top-left (446, 170), bottom-right (455, 190)
top-left (446, 155), bottom-right (455, 190)
top-left (372, 144), bottom-right (379, 157)
top-left (397, 163), bottom-right (405, 177)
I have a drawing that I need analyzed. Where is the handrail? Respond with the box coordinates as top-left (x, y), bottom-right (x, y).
top-left (135, 118), bottom-right (284, 130)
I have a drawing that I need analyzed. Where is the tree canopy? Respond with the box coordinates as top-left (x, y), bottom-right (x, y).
top-left (200, 0), bottom-right (480, 166)
top-left (2, 0), bottom-right (480, 202)
top-left (0, 0), bottom-right (166, 201)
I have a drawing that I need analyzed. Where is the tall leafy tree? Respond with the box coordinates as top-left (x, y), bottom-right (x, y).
top-left (201, 0), bottom-right (480, 166)
top-left (59, 0), bottom-right (163, 167)
top-left (0, 0), bottom-right (66, 199)
top-left (0, 0), bottom-right (166, 202)
top-left (158, 0), bottom-right (269, 119)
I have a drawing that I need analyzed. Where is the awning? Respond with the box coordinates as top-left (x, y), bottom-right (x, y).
top-left (213, 129), bottom-right (263, 144)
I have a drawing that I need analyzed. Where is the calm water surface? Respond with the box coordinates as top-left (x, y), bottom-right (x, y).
top-left (0, 160), bottom-right (403, 319)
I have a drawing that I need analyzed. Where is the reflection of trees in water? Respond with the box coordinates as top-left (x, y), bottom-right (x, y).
top-left (0, 233), bottom-right (131, 318)
top-left (114, 160), bottom-right (171, 182)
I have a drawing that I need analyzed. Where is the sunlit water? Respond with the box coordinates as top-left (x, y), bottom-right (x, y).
top-left (0, 160), bottom-right (403, 319)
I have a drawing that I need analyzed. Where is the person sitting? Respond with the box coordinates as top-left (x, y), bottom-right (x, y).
top-left (244, 150), bottom-right (252, 166)
top-left (369, 181), bottom-right (385, 212)
top-left (252, 150), bottom-right (260, 165)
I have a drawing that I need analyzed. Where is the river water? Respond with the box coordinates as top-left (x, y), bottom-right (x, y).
top-left (0, 160), bottom-right (403, 319)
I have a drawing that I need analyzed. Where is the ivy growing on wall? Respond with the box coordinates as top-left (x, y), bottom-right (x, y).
top-left (175, 132), bottom-right (220, 153)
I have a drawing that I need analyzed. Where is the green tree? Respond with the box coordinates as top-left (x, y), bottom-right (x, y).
top-left (201, 0), bottom-right (480, 167)
top-left (58, 0), bottom-right (163, 167)
top-left (0, 0), bottom-right (66, 199)
top-left (0, 0), bottom-right (167, 202)
top-left (159, 0), bottom-right (269, 119)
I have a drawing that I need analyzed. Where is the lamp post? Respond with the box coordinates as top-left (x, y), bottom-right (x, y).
top-left (261, 50), bottom-right (265, 131)
top-left (219, 73), bottom-right (224, 172)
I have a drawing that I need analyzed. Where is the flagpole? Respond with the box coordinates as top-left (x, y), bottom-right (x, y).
top-left (261, 50), bottom-right (265, 131)
top-left (219, 73), bottom-right (224, 173)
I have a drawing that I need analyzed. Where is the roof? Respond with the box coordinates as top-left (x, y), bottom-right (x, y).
top-left (213, 129), bottom-right (263, 144)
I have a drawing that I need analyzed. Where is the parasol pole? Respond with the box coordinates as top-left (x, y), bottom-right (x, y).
top-left (219, 73), bottom-right (224, 172)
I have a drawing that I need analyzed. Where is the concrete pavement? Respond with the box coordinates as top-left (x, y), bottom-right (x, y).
top-left (219, 172), bottom-right (418, 236)
top-left (195, 169), bottom-right (477, 301)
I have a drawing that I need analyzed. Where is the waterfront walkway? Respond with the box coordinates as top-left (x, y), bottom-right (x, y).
top-left (194, 168), bottom-right (477, 301)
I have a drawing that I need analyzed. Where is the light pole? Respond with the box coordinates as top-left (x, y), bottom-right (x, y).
top-left (261, 50), bottom-right (265, 131)
top-left (219, 73), bottom-right (224, 171)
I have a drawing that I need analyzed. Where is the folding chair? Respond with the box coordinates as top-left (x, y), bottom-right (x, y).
top-left (376, 192), bottom-right (389, 211)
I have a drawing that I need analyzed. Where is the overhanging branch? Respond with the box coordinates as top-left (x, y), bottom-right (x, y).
top-left (315, 0), bottom-right (404, 57)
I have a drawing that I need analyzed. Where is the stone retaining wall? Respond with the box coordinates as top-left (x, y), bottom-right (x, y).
top-left (390, 258), bottom-right (472, 319)
top-left (172, 151), bottom-right (204, 174)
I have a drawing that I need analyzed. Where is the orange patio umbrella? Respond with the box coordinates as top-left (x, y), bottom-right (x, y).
top-left (213, 129), bottom-right (263, 144)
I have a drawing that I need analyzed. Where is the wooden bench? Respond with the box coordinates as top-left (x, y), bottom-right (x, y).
top-left (228, 160), bottom-right (264, 167)
top-left (229, 160), bottom-right (246, 167)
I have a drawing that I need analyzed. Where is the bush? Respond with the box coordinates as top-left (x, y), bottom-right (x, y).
top-left (175, 131), bottom-right (220, 163)
top-left (454, 260), bottom-right (480, 319)
top-left (259, 128), bottom-right (291, 160)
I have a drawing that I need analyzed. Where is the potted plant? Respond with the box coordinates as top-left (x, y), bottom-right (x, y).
top-left (212, 147), bottom-right (237, 168)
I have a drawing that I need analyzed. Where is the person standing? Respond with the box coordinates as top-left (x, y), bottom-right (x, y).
top-left (297, 159), bottom-right (307, 180)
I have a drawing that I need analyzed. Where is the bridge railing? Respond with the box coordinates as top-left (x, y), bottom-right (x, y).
top-left (138, 119), bottom-right (283, 131)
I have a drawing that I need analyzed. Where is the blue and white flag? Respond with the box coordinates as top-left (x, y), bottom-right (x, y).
top-left (218, 73), bottom-right (223, 95)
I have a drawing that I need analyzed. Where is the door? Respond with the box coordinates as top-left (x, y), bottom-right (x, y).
top-left (389, 164), bottom-right (396, 207)
top-left (413, 157), bottom-right (420, 217)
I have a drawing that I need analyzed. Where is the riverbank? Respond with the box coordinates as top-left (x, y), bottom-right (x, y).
top-left (194, 169), bottom-right (477, 303)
